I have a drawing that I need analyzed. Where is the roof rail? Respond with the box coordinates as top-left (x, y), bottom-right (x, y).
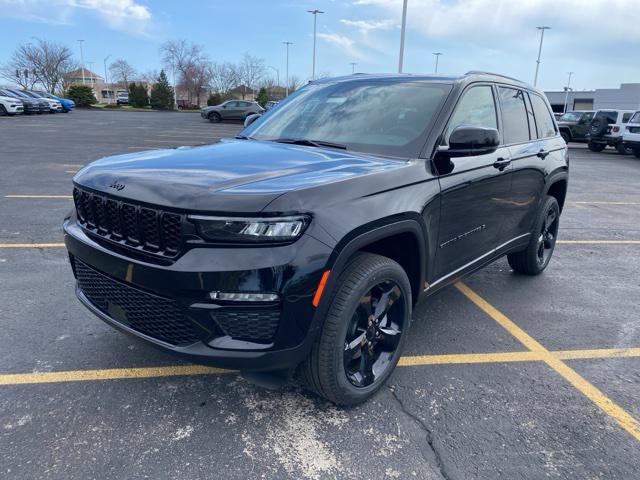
top-left (465, 70), bottom-right (525, 84)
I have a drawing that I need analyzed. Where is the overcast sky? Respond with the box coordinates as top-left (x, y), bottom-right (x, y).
top-left (0, 0), bottom-right (638, 91)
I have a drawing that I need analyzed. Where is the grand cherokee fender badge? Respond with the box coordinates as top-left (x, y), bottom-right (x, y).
top-left (109, 180), bottom-right (125, 191)
top-left (440, 224), bottom-right (486, 248)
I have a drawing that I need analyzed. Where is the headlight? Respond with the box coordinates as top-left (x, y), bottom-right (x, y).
top-left (188, 215), bottom-right (310, 243)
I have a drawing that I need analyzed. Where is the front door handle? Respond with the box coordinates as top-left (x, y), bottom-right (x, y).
top-left (493, 157), bottom-right (511, 170)
top-left (537, 149), bottom-right (550, 159)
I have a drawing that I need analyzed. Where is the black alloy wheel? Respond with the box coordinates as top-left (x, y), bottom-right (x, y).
top-left (343, 280), bottom-right (405, 388)
top-left (536, 206), bottom-right (559, 268)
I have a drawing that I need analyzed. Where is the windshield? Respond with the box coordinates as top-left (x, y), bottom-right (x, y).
top-left (244, 79), bottom-right (452, 157)
top-left (631, 112), bottom-right (640, 123)
top-left (557, 112), bottom-right (583, 122)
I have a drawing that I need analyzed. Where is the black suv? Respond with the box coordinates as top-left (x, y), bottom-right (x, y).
top-left (64, 72), bottom-right (568, 405)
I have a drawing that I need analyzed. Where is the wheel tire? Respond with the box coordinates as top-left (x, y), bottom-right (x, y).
top-left (299, 253), bottom-right (412, 406)
top-left (208, 112), bottom-right (221, 123)
top-left (560, 131), bottom-right (570, 144)
top-left (634, 148), bottom-right (640, 159)
top-left (508, 196), bottom-right (560, 276)
top-left (588, 141), bottom-right (606, 152)
top-left (0, 105), bottom-right (7, 116)
top-left (615, 142), bottom-right (633, 155)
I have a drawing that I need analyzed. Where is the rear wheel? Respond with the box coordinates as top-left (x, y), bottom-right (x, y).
top-left (299, 253), bottom-right (411, 405)
top-left (588, 141), bottom-right (606, 152)
top-left (508, 196), bottom-right (560, 275)
top-left (208, 112), bottom-right (221, 123)
top-left (0, 105), bottom-right (7, 116)
top-left (615, 142), bottom-right (633, 155)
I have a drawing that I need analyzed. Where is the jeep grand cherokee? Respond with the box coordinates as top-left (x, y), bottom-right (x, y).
top-left (64, 72), bottom-right (569, 405)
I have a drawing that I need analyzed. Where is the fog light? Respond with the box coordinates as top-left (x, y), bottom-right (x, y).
top-left (209, 291), bottom-right (279, 302)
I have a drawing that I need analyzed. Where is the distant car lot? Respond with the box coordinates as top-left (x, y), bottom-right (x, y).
top-left (1, 110), bottom-right (640, 479)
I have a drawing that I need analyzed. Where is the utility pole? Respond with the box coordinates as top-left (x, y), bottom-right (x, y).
top-left (307, 9), bottom-right (324, 80)
top-left (398, 0), bottom-right (408, 73)
top-left (77, 40), bottom-right (85, 85)
top-left (283, 41), bottom-right (293, 97)
top-left (433, 52), bottom-right (442, 73)
top-left (103, 55), bottom-right (111, 103)
top-left (563, 71), bottom-right (574, 114)
top-left (533, 26), bottom-right (551, 87)
top-left (350, 62), bottom-right (357, 74)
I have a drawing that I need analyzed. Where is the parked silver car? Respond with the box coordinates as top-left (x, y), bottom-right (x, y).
top-left (201, 100), bottom-right (264, 123)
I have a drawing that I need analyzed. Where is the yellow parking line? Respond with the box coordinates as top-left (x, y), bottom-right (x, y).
top-left (2, 346), bottom-right (639, 387)
top-left (455, 282), bottom-right (640, 443)
top-left (0, 243), bottom-right (65, 248)
top-left (4, 195), bottom-right (72, 199)
top-left (0, 365), bottom-right (229, 385)
top-left (557, 240), bottom-right (640, 244)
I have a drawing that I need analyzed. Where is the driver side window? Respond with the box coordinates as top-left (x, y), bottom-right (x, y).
top-left (446, 86), bottom-right (498, 140)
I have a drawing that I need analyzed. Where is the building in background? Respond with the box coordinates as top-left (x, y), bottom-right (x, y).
top-left (545, 83), bottom-right (640, 113)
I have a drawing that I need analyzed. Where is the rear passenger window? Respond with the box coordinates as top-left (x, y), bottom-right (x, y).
top-left (446, 86), bottom-right (497, 138)
top-left (530, 93), bottom-right (557, 138)
top-left (498, 87), bottom-right (531, 144)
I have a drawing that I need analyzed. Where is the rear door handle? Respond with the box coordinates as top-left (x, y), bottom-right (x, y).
top-left (493, 157), bottom-right (511, 170)
top-left (537, 149), bottom-right (550, 159)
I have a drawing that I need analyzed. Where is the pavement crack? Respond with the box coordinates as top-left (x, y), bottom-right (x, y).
top-left (388, 385), bottom-right (453, 480)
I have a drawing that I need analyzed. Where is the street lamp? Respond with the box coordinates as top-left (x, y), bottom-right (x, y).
top-left (283, 41), bottom-right (293, 97)
top-left (307, 9), bottom-right (324, 80)
top-left (104, 55), bottom-right (111, 103)
top-left (77, 40), bottom-right (85, 85)
top-left (533, 26), bottom-right (551, 87)
top-left (398, 0), bottom-right (408, 73)
top-left (433, 52), bottom-right (443, 73)
top-left (350, 62), bottom-right (357, 74)
top-left (563, 72), bottom-right (574, 114)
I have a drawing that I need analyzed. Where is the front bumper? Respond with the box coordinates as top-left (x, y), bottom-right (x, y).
top-left (64, 214), bottom-right (332, 371)
top-left (5, 104), bottom-right (23, 113)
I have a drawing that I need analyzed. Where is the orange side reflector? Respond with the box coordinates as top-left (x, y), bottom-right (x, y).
top-left (312, 270), bottom-right (331, 307)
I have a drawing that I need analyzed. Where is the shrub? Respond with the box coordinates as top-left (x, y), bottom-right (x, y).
top-left (256, 87), bottom-right (268, 108)
top-left (207, 93), bottom-right (222, 106)
top-left (66, 85), bottom-right (96, 107)
top-left (104, 103), bottom-right (121, 109)
top-left (150, 70), bottom-right (174, 110)
top-left (128, 82), bottom-right (149, 108)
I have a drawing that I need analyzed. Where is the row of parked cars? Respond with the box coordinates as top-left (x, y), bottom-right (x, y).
top-left (0, 88), bottom-right (75, 116)
top-left (556, 109), bottom-right (640, 157)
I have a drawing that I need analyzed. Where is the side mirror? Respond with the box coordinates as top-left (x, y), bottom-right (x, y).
top-left (244, 113), bottom-right (262, 127)
top-left (445, 125), bottom-right (500, 156)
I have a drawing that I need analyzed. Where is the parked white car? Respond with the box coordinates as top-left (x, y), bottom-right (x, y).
top-left (622, 110), bottom-right (640, 159)
top-left (0, 91), bottom-right (24, 116)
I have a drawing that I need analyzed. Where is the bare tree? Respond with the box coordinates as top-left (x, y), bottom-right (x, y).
top-left (0, 40), bottom-right (74, 92)
top-left (287, 75), bottom-right (302, 93)
top-left (180, 62), bottom-right (213, 106)
top-left (140, 69), bottom-right (159, 85)
top-left (109, 59), bottom-right (136, 87)
top-left (210, 62), bottom-right (239, 96)
top-left (160, 40), bottom-right (211, 104)
top-left (240, 52), bottom-right (266, 99)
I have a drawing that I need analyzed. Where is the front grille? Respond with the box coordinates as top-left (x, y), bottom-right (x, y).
top-left (211, 309), bottom-right (280, 343)
top-left (73, 187), bottom-right (182, 258)
top-left (74, 259), bottom-right (199, 346)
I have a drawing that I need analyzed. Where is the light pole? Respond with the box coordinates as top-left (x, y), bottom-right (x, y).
top-left (103, 55), bottom-right (111, 103)
top-left (563, 71), bottom-right (574, 114)
top-left (433, 52), bottom-right (443, 73)
top-left (77, 40), bottom-right (85, 85)
top-left (398, 0), bottom-right (408, 73)
top-left (87, 62), bottom-right (95, 84)
top-left (283, 41), bottom-right (293, 97)
top-left (533, 26), bottom-right (551, 87)
top-left (350, 62), bottom-right (357, 74)
top-left (307, 9), bottom-right (324, 80)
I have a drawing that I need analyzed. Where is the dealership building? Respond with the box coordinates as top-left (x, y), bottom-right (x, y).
top-left (545, 83), bottom-right (640, 113)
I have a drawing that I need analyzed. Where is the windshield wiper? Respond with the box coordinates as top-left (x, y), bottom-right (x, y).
top-left (234, 135), bottom-right (254, 140)
top-left (270, 138), bottom-right (347, 150)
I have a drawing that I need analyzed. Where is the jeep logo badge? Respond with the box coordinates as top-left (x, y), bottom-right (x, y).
top-left (109, 181), bottom-right (125, 191)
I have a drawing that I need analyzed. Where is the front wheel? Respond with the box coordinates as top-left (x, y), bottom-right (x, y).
top-left (208, 112), bottom-right (221, 123)
top-left (508, 196), bottom-right (560, 275)
top-left (560, 131), bottom-right (570, 144)
top-left (299, 253), bottom-right (411, 405)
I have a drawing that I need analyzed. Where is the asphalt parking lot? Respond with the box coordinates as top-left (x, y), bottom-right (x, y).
top-left (1, 110), bottom-right (639, 479)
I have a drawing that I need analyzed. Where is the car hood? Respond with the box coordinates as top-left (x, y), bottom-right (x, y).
top-left (0, 95), bottom-right (21, 102)
top-left (73, 139), bottom-right (407, 212)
